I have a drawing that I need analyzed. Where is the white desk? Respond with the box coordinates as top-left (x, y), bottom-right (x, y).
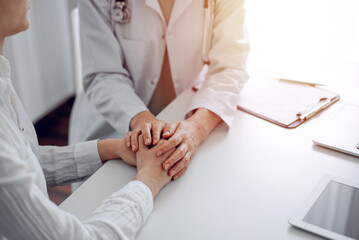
top-left (60, 64), bottom-right (359, 240)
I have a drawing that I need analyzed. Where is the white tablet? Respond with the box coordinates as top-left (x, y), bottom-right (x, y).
top-left (289, 175), bottom-right (359, 240)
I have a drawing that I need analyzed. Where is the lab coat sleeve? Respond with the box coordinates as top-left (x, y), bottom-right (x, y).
top-left (0, 115), bottom-right (153, 240)
top-left (37, 141), bottom-right (102, 187)
top-left (78, 0), bottom-right (148, 135)
top-left (186, 0), bottom-right (249, 127)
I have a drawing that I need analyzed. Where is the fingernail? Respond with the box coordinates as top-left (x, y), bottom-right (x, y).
top-left (170, 171), bottom-right (175, 177)
top-left (153, 138), bottom-right (157, 143)
top-left (145, 138), bottom-right (150, 144)
top-left (164, 131), bottom-right (170, 136)
top-left (157, 150), bottom-right (163, 156)
top-left (164, 164), bottom-right (170, 170)
top-left (132, 145), bottom-right (136, 151)
top-left (127, 142), bottom-right (130, 147)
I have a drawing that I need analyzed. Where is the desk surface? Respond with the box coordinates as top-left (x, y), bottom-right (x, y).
top-left (60, 64), bottom-right (359, 240)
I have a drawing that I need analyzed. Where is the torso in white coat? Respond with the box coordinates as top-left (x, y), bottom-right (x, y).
top-left (114, 0), bottom-right (205, 101)
top-left (69, 0), bottom-right (249, 143)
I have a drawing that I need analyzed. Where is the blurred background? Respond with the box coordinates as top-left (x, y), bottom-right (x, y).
top-left (3, 0), bottom-right (359, 204)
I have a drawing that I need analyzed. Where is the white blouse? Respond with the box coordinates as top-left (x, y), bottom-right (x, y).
top-left (0, 55), bottom-right (153, 240)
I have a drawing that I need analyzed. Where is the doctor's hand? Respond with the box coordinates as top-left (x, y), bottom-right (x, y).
top-left (126, 111), bottom-right (172, 152)
top-left (156, 108), bottom-right (222, 180)
top-left (135, 136), bottom-right (175, 198)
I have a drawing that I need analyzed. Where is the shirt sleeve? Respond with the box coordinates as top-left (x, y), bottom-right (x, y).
top-left (186, 0), bottom-right (250, 127)
top-left (0, 111), bottom-right (153, 240)
top-left (0, 177), bottom-right (153, 240)
top-left (0, 126), bottom-right (153, 240)
top-left (37, 141), bottom-right (102, 187)
top-left (78, 0), bottom-right (148, 135)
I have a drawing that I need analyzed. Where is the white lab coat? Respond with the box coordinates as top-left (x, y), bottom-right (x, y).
top-left (69, 0), bottom-right (249, 143)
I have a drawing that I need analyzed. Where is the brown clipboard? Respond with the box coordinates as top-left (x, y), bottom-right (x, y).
top-left (237, 70), bottom-right (340, 129)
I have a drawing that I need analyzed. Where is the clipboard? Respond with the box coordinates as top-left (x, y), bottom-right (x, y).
top-left (237, 69), bottom-right (340, 129)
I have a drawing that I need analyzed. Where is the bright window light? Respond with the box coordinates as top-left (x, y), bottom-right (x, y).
top-left (246, 0), bottom-right (359, 78)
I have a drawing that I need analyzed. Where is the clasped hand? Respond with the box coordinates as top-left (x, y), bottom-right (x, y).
top-left (126, 111), bottom-right (204, 180)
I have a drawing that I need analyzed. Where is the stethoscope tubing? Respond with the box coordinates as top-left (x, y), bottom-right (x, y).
top-left (202, 0), bottom-right (216, 65)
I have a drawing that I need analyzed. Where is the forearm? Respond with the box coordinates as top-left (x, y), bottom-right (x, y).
top-left (38, 141), bottom-right (102, 186)
top-left (97, 139), bottom-right (122, 163)
top-left (84, 73), bottom-right (148, 135)
top-left (134, 170), bottom-right (160, 198)
top-left (186, 0), bottom-right (249, 127)
top-left (186, 108), bottom-right (222, 143)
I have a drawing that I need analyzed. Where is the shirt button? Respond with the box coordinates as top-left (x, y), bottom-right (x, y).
top-left (151, 80), bottom-right (155, 85)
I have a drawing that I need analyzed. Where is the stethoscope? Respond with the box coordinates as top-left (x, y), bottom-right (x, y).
top-left (112, 0), bottom-right (131, 23)
top-left (112, 0), bottom-right (216, 65)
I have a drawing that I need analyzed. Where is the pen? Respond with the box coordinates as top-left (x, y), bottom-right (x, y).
top-left (279, 78), bottom-right (326, 87)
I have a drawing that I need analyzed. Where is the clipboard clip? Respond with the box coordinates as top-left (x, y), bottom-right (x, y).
top-left (296, 98), bottom-right (332, 121)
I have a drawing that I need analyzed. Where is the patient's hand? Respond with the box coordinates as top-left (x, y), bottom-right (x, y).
top-left (97, 139), bottom-right (136, 166)
top-left (135, 137), bottom-right (175, 198)
top-left (117, 139), bottom-right (137, 166)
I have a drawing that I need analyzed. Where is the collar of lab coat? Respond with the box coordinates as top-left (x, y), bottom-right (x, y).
top-left (145, 0), bottom-right (195, 29)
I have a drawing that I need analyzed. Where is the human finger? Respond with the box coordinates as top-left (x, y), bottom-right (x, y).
top-left (156, 134), bottom-right (183, 157)
top-left (162, 122), bottom-right (179, 138)
top-left (138, 134), bottom-right (146, 150)
top-left (130, 130), bottom-right (141, 152)
top-left (140, 123), bottom-right (152, 146)
top-left (168, 151), bottom-right (191, 177)
top-left (157, 138), bottom-right (167, 145)
top-left (152, 122), bottom-right (164, 145)
top-left (161, 146), bottom-right (176, 159)
top-left (125, 132), bottom-right (132, 148)
top-left (173, 166), bottom-right (188, 181)
top-left (162, 143), bottom-right (188, 171)
top-left (153, 139), bottom-right (175, 158)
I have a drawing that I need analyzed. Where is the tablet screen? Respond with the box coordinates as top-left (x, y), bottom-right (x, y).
top-left (303, 181), bottom-right (359, 239)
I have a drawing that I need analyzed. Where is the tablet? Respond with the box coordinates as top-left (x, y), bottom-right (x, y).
top-left (289, 175), bottom-right (359, 240)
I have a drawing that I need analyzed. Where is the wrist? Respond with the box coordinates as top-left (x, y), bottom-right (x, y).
top-left (186, 108), bottom-right (222, 142)
top-left (97, 139), bottom-right (123, 163)
top-left (134, 170), bottom-right (161, 198)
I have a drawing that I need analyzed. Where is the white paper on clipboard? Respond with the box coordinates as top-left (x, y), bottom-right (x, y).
top-left (237, 68), bottom-right (340, 128)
